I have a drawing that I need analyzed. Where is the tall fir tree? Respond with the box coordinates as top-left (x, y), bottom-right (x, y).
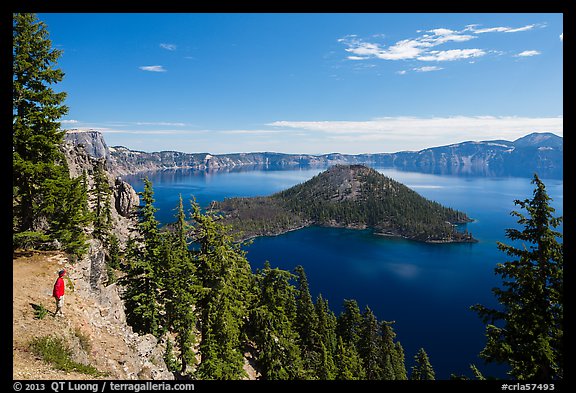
top-left (314, 294), bottom-right (337, 379)
top-left (472, 174), bottom-right (563, 379)
top-left (91, 161), bottom-right (112, 241)
top-left (191, 200), bottom-right (253, 380)
top-left (162, 195), bottom-right (200, 375)
top-left (334, 336), bottom-right (365, 380)
top-left (42, 170), bottom-right (91, 258)
top-left (121, 178), bottom-right (164, 337)
top-left (294, 265), bottom-right (322, 379)
top-left (379, 321), bottom-right (398, 380)
top-left (392, 341), bottom-right (408, 380)
top-left (358, 306), bottom-right (383, 380)
top-left (336, 299), bottom-right (363, 347)
top-left (13, 13), bottom-right (69, 233)
top-left (410, 347), bottom-right (435, 380)
top-left (13, 13), bottom-right (89, 255)
top-left (249, 263), bottom-right (304, 380)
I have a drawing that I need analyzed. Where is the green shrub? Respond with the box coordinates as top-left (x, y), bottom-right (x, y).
top-left (32, 304), bottom-right (49, 320)
top-left (29, 335), bottom-right (105, 377)
top-left (13, 231), bottom-right (50, 251)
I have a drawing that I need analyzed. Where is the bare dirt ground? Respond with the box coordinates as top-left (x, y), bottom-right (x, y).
top-left (13, 250), bottom-right (117, 380)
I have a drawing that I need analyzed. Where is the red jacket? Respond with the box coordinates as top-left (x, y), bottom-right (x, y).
top-left (53, 277), bottom-right (65, 299)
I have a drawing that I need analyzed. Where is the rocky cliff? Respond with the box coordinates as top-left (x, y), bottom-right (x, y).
top-left (62, 133), bottom-right (139, 244)
top-left (13, 134), bottom-right (174, 380)
top-left (64, 129), bottom-right (561, 178)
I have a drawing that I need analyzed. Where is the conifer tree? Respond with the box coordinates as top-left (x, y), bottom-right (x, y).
top-left (392, 341), bottom-right (408, 380)
top-left (13, 13), bottom-right (70, 235)
top-left (92, 161), bottom-right (112, 240)
top-left (334, 336), bottom-right (365, 380)
top-left (249, 263), bottom-right (304, 380)
top-left (315, 294), bottom-right (337, 379)
top-left (472, 174), bottom-right (563, 379)
top-left (45, 171), bottom-right (91, 258)
top-left (358, 306), bottom-right (383, 380)
top-left (336, 299), bottom-right (363, 347)
top-left (379, 321), bottom-right (397, 380)
top-left (13, 13), bottom-right (91, 256)
top-left (294, 265), bottom-right (322, 378)
top-left (410, 348), bottom-right (435, 380)
top-left (121, 178), bottom-right (164, 337)
top-left (162, 195), bottom-right (200, 375)
top-left (191, 200), bottom-right (252, 380)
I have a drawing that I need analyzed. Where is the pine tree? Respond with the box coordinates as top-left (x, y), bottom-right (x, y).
top-left (191, 200), bottom-right (253, 380)
top-left (314, 294), bottom-right (337, 379)
top-left (162, 195), bottom-right (200, 375)
top-left (121, 178), bottom-right (164, 337)
top-left (336, 299), bottom-right (363, 347)
top-left (358, 306), bottom-right (383, 380)
top-left (13, 13), bottom-right (70, 235)
top-left (334, 336), bottom-right (365, 380)
top-left (92, 161), bottom-right (112, 240)
top-left (410, 348), bottom-right (435, 380)
top-left (249, 262), bottom-right (304, 380)
top-left (294, 265), bottom-right (322, 378)
top-left (472, 174), bottom-right (563, 379)
top-left (379, 321), bottom-right (397, 380)
top-left (392, 341), bottom-right (408, 380)
top-left (43, 169), bottom-right (91, 258)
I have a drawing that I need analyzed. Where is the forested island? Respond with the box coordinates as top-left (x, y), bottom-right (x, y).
top-left (213, 165), bottom-right (475, 243)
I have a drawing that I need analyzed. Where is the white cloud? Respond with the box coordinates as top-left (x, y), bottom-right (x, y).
top-left (339, 22), bottom-right (544, 71)
top-left (139, 65), bottom-right (167, 72)
top-left (516, 50), bottom-right (541, 57)
top-left (469, 24), bottom-right (537, 34)
top-left (135, 122), bottom-right (187, 126)
top-left (417, 48), bottom-right (485, 62)
top-left (413, 66), bottom-right (443, 72)
top-left (267, 116), bottom-right (563, 152)
top-left (160, 43), bottom-right (177, 51)
top-left (560, 33), bottom-right (563, 41)
top-left (60, 119), bottom-right (79, 124)
top-left (396, 70), bottom-right (407, 75)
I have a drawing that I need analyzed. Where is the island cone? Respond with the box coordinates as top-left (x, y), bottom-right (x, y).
top-left (215, 165), bottom-right (475, 243)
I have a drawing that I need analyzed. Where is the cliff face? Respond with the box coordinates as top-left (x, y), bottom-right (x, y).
top-left (99, 131), bottom-right (563, 178)
top-left (62, 132), bottom-right (139, 244)
top-left (16, 132), bottom-right (176, 380)
top-left (64, 129), bottom-right (112, 167)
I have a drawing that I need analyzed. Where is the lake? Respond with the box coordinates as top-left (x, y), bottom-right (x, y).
top-left (124, 166), bottom-right (563, 379)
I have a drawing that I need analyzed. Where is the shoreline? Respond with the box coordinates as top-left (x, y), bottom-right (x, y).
top-left (234, 222), bottom-right (477, 245)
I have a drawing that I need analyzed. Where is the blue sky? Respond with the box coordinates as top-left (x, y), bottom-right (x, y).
top-left (39, 13), bottom-right (563, 154)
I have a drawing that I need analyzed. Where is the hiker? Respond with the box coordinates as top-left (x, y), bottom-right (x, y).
top-left (53, 269), bottom-right (66, 317)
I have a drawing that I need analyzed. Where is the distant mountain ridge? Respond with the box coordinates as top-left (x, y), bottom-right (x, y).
top-left (64, 130), bottom-right (563, 178)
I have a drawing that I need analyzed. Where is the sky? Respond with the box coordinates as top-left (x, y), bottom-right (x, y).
top-left (38, 13), bottom-right (563, 154)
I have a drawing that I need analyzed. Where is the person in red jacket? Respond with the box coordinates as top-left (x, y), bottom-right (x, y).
top-left (53, 269), bottom-right (66, 317)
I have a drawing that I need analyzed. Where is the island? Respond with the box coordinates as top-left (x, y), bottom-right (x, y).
top-left (211, 165), bottom-right (476, 244)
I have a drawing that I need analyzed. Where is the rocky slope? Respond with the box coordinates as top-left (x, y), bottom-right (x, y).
top-left (12, 247), bottom-right (173, 380)
top-left (13, 136), bottom-right (174, 380)
top-left (64, 130), bottom-right (562, 178)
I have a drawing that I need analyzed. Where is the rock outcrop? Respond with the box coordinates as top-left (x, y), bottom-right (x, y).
top-left (49, 132), bottom-right (173, 379)
top-left (72, 239), bottom-right (173, 380)
top-left (62, 132), bottom-right (139, 244)
top-left (64, 129), bottom-right (111, 164)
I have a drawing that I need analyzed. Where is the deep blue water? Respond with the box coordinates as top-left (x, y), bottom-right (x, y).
top-left (124, 167), bottom-right (563, 379)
